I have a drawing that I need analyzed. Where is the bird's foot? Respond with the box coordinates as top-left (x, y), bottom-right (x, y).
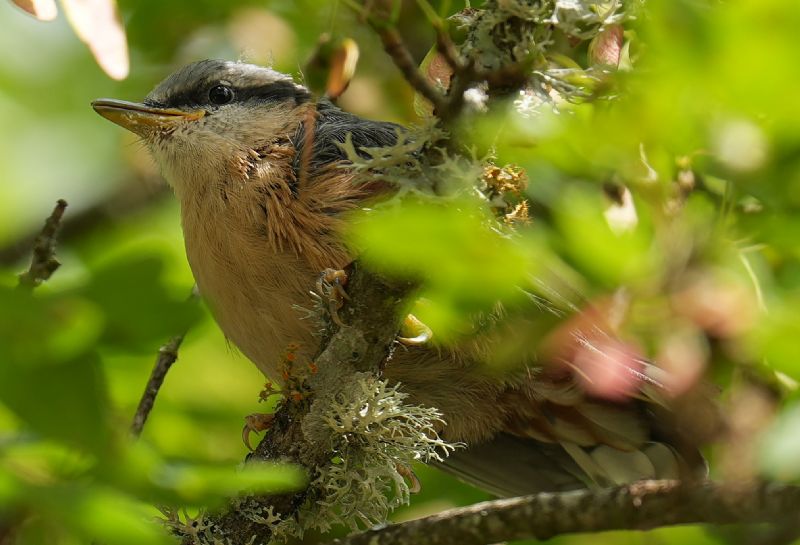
top-left (242, 413), bottom-right (275, 452)
top-left (397, 314), bottom-right (433, 346)
top-left (396, 463), bottom-right (422, 494)
top-left (257, 379), bottom-right (281, 403)
top-left (316, 268), bottom-right (350, 327)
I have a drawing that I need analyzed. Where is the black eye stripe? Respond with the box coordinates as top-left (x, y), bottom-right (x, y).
top-left (234, 81), bottom-right (311, 105)
top-left (158, 80), bottom-right (311, 109)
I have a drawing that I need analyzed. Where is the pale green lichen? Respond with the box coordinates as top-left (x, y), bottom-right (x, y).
top-left (218, 375), bottom-right (458, 544)
top-left (454, 0), bottom-right (639, 114)
top-left (296, 374), bottom-right (459, 536)
top-left (233, 498), bottom-right (303, 543)
top-left (158, 507), bottom-right (238, 545)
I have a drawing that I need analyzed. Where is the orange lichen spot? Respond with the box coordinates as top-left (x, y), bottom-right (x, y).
top-left (505, 200), bottom-right (531, 226)
top-left (482, 164), bottom-right (528, 198)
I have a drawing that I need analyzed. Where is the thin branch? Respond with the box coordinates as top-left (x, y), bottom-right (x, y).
top-left (372, 24), bottom-right (448, 114)
top-left (325, 480), bottom-right (800, 545)
top-left (130, 288), bottom-right (200, 438)
top-left (356, 3), bottom-right (529, 123)
top-left (18, 199), bottom-right (67, 290)
top-left (433, 22), bottom-right (464, 73)
top-left (130, 334), bottom-right (186, 438)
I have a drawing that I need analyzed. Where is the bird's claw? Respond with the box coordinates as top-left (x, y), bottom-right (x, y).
top-left (316, 268), bottom-right (349, 327)
top-left (242, 413), bottom-right (275, 451)
top-left (397, 314), bottom-right (433, 346)
top-left (396, 463), bottom-right (422, 494)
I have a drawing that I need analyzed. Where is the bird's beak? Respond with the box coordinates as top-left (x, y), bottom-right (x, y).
top-left (91, 98), bottom-right (205, 135)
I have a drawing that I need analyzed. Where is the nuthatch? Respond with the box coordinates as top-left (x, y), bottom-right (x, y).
top-left (93, 60), bottom-right (703, 497)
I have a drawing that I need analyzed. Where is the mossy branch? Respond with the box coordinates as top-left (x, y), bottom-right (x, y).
top-left (324, 480), bottom-right (800, 545)
top-left (191, 263), bottom-right (417, 544)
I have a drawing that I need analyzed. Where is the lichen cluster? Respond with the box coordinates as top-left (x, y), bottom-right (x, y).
top-left (340, 121), bottom-right (483, 199)
top-left (297, 374), bottom-right (459, 535)
top-left (181, 375), bottom-right (458, 544)
top-left (455, 0), bottom-right (635, 113)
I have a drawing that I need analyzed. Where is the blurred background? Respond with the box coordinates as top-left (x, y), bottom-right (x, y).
top-left (2, 0), bottom-right (800, 544)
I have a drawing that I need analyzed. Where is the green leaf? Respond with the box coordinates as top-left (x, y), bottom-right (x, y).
top-left (0, 287), bottom-right (103, 367)
top-left (750, 299), bottom-right (800, 381)
top-left (760, 402), bottom-right (800, 481)
top-left (101, 442), bottom-right (306, 507)
top-left (347, 198), bottom-right (537, 336)
top-left (80, 254), bottom-right (201, 352)
top-left (554, 188), bottom-right (654, 288)
top-left (0, 352), bottom-right (112, 454)
top-left (25, 483), bottom-right (173, 545)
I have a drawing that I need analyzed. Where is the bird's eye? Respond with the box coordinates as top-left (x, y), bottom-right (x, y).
top-left (208, 84), bottom-right (234, 105)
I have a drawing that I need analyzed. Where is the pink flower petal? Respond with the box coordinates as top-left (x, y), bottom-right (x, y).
top-left (589, 24), bottom-right (623, 68)
top-left (61, 0), bottom-right (129, 80)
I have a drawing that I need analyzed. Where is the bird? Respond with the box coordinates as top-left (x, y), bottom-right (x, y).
top-left (92, 59), bottom-right (708, 497)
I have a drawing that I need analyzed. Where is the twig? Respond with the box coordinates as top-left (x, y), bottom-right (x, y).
top-left (372, 25), bottom-right (448, 114)
top-left (130, 334), bottom-right (187, 438)
top-left (358, 4), bottom-right (528, 123)
top-left (433, 22), bottom-right (464, 73)
top-left (324, 480), bottom-right (800, 545)
top-left (18, 199), bottom-right (67, 290)
top-left (130, 288), bottom-right (199, 437)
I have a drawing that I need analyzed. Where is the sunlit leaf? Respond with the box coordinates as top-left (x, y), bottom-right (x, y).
top-left (61, 0), bottom-right (129, 80)
top-left (750, 300), bottom-right (800, 381)
top-left (760, 402), bottom-right (800, 481)
top-left (555, 188), bottom-right (654, 288)
top-left (152, 462), bottom-right (306, 507)
top-left (9, 0), bottom-right (57, 20)
top-left (348, 198), bottom-right (537, 335)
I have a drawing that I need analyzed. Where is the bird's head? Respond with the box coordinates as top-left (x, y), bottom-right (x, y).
top-left (92, 60), bottom-right (312, 198)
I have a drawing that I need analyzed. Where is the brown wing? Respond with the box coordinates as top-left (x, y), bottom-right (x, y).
top-left (386, 300), bottom-right (714, 496)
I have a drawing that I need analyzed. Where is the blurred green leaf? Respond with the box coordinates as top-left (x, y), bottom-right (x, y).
top-left (96, 442), bottom-right (305, 507)
top-left (760, 402), bottom-right (800, 481)
top-left (348, 198), bottom-right (537, 335)
top-left (0, 351), bottom-right (111, 454)
top-left (24, 484), bottom-right (172, 545)
top-left (750, 299), bottom-right (800, 380)
top-left (0, 287), bottom-right (103, 367)
top-left (555, 188), bottom-right (654, 288)
top-left (80, 254), bottom-right (201, 352)
top-left (151, 461), bottom-right (306, 507)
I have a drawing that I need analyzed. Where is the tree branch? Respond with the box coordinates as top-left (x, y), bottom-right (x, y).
top-left (130, 334), bottom-right (186, 437)
top-left (131, 288), bottom-right (200, 437)
top-left (373, 24), bottom-right (448, 114)
top-left (326, 480), bottom-right (800, 545)
top-left (196, 263), bottom-right (414, 544)
top-left (18, 199), bottom-right (67, 289)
